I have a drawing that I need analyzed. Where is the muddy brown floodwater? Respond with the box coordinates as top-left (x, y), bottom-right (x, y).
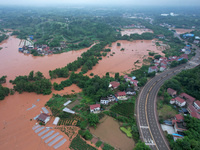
top-left (0, 36), bottom-right (164, 150)
top-left (174, 28), bottom-right (194, 34)
top-left (0, 36), bottom-right (91, 88)
top-left (84, 40), bottom-right (164, 77)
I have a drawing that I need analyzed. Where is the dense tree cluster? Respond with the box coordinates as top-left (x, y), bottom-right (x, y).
top-left (0, 75), bottom-right (7, 84)
top-left (11, 71), bottom-right (52, 95)
top-left (0, 84), bottom-right (9, 100)
top-left (0, 34), bottom-right (8, 43)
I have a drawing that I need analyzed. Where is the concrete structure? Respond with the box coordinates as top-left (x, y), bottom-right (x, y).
top-left (90, 104), bottom-right (100, 113)
top-left (100, 97), bottom-right (110, 105)
top-left (160, 66), bottom-right (167, 72)
top-left (126, 88), bottom-right (136, 96)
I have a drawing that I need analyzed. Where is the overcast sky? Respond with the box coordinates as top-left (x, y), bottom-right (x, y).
top-left (1, 0), bottom-right (200, 6)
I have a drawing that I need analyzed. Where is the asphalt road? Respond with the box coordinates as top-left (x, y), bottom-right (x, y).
top-left (137, 35), bottom-right (200, 150)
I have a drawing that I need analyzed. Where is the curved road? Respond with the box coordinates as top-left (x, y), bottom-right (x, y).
top-left (137, 40), bottom-right (200, 149)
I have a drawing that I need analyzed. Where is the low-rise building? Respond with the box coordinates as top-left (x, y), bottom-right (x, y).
top-left (115, 92), bottom-right (127, 100)
top-left (148, 66), bottom-right (158, 73)
top-left (175, 97), bottom-right (186, 107)
top-left (126, 88), bottom-right (136, 96)
top-left (37, 113), bottom-right (50, 124)
top-left (109, 81), bottom-right (120, 90)
top-left (179, 93), bottom-right (195, 105)
top-left (167, 88), bottom-right (177, 97)
top-left (170, 98), bottom-right (176, 104)
top-left (175, 114), bottom-right (184, 122)
top-left (194, 100), bottom-right (200, 110)
top-left (160, 66), bottom-right (167, 72)
top-left (100, 97), bottom-right (110, 105)
top-left (187, 105), bottom-right (200, 119)
top-left (90, 104), bottom-right (101, 113)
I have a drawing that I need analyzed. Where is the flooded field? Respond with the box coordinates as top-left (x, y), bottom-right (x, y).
top-left (85, 40), bottom-right (164, 77)
top-left (121, 28), bottom-right (153, 36)
top-left (90, 116), bottom-right (135, 150)
top-left (174, 28), bottom-right (194, 34)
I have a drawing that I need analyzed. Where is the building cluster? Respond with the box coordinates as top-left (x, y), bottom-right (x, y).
top-left (168, 88), bottom-right (200, 119)
top-left (162, 88), bottom-right (200, 141)
top-left (182, 34), bottom-right (200, 45)
top-left (148, 53), bottom-right (189, 74)
top-left (90, 76), bottom-right (138, 114)
top-left (19, 44), bottom-right (53, 55)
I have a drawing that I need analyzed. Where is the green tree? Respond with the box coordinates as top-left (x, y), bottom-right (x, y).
top-left (134, 141), bottom-right (151, 150)
top-left (88, 113), bottom-right (99, 128)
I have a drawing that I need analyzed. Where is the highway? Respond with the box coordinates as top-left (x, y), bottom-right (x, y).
top-left (137, 34), bottom-right (200, 150)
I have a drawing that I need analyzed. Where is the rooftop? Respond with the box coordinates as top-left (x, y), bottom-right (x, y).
top-left (194, 100), bottom-right (200, 107)
top-left (110, 81), bottom-right (120, 88)
top-left (175, 97), bottom-right (185, 103)
top-left (90, 104), bottom-right (100, 110)
top-left (175, 114), bottom-right (184, 121)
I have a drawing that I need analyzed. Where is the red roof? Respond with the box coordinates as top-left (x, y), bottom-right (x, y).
top-left (180, 54), bottom-right (188, 59)
top-left (110, 81), bottom-right (120, 89)
top-left (194, 100), bottom-right (200, 107)
top-left (160, 66), bottom-right (167, 68)
top-left (90, 104), bottom-right (100, 110)
top-left (150, 66), bottom-right (158, 70)
top-left (167, 88), bottom-right (176, 95)
top-left (180, 93), bottom-right (195, 104)
top-left (175, 114), bottom-right (184, 121)
top-left (116, 91), bottom-right (126, 96)
top-left (38, 113), bottom-right (49, 121)
top-left (175, 97), bottom-right (185, 104)
top-left (170, 98), bottom-right (175, 101)
top-left (191, 112), bottom-right (200, 119)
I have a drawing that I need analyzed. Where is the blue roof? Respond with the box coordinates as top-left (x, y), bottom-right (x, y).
top-left (184, 34), bottom-right (194, 37)
top-left (172, 133), bottom-right (184, 137)
top-left (186, 45), bottom-right (191, 47)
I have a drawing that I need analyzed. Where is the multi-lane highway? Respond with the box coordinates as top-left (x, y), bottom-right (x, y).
top-left (137, 36), bottom-right (200, 150)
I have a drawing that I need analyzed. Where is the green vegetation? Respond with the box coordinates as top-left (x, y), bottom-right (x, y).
top-left (88, 113), bottom-right (99, 128)
top-left (70, 135), bottom-right (97, 150)
top-left (157, 104), bottom-right (177, 120)
top-left (79, 130), bottom-right (93, 140)
top-left (0, 75), bottom-right (7, 84)
top-left (117, 42), bottom-right (121, 46)
top-left (10, 71), bottom-right (52, 95)
top-left (102, 143), bottom-right (114, 150)
top-left (120, 126), bottom-right (132, 138)
top-left (0, 84), bottom-right (9, 100)
top-left (95, 141), bottom-right (102, 147)
top-left (161, 65), bottom-right (200, 100)
top-left (0, 34), bottom-right (8, 43)
top-left (110, 102), bottom-right (134, 118)
top-left (134, 140), bottom-right (151, 150)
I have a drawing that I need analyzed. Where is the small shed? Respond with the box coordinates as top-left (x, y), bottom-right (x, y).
top-left (63, 100), bottom-right (72, 106)
top-left (37, 113), bottom-right (50, 124)
top-left (53, 117), bottom-right (60, 125)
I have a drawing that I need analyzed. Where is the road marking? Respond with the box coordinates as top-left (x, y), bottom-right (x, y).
top-left (140, 126), bottom-right (149, 129)
top-left (145, 88), bottom-right (159, 150)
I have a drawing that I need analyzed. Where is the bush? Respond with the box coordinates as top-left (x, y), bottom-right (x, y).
top-left (103, 143), bottom-right (114, 150)
top-left (90, 73), bottom-right (94, 76)
top-left (95, 141), bottom-right (102, 147)
top-left (117, 43), bottom-right (121, 46)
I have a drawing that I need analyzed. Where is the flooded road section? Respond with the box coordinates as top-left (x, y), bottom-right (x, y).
top-left (0, 36), bottom-right (90, 88)
top-left (85, 40), bottom-right (164, 77)
top-left (121, 28), bottom-right (153, 36)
